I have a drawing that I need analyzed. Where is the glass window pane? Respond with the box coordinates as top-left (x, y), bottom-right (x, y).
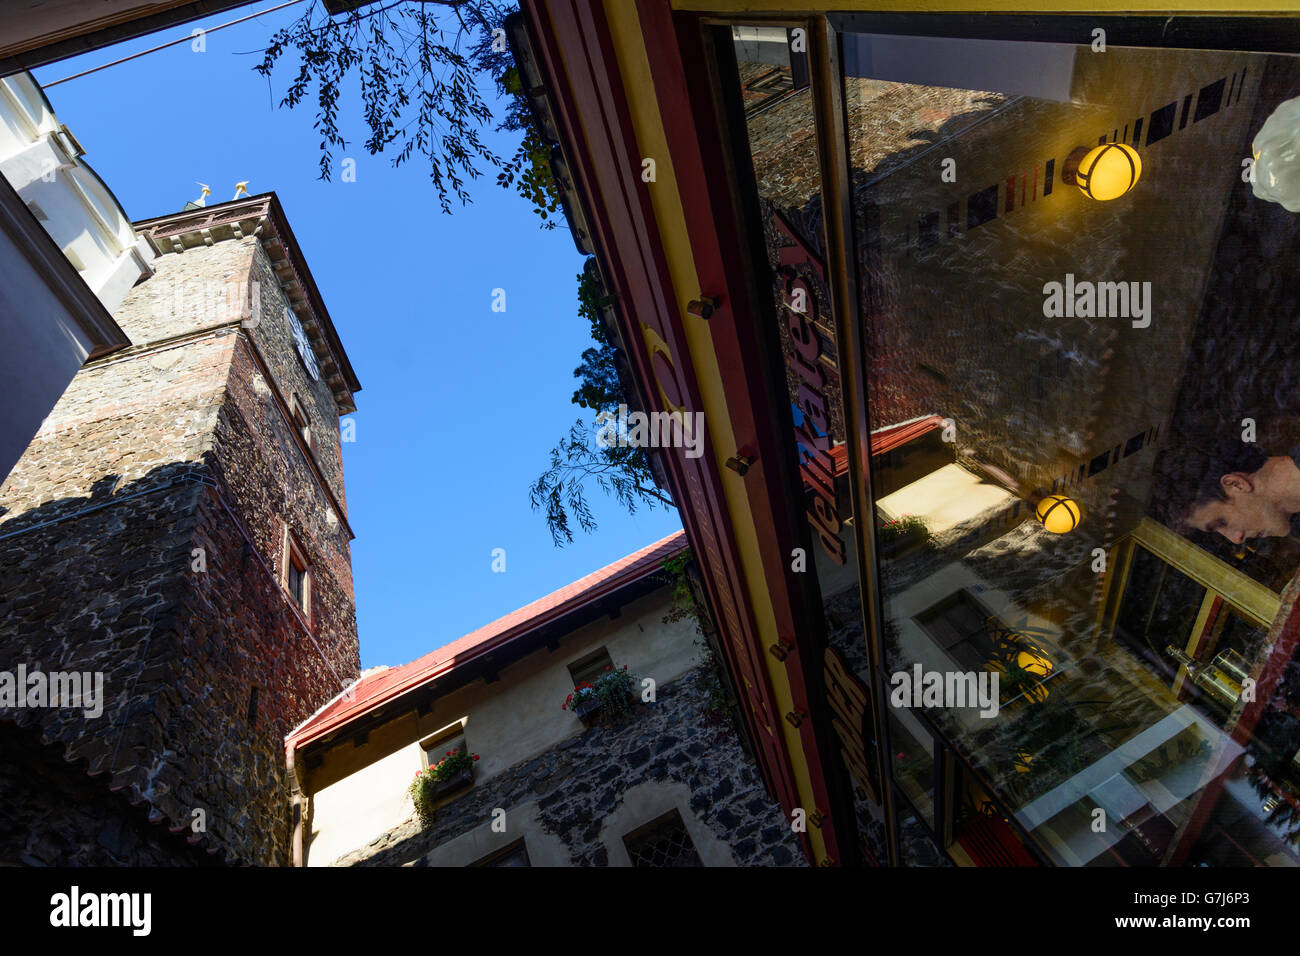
top-left (890, 709), bottom-right (936, 830)
top-left (728, 24), bottom-right (891, 860)
top-left (845, 28), bottom-right (1300, 867)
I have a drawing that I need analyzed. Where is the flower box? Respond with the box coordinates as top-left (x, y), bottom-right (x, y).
top-left (429, 765), bottom-right (474, 798)
top-left (563, 664), bottom-right (637, 726)
top-left (575, 686), bottom-right (634, 726)
top-left (408, 752), bottom-right (479, 827)
top-left (573, 697), bottom-right (604, 723)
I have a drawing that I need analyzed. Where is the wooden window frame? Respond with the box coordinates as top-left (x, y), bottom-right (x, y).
top-left (289, 392), bottom-right (312, 452)
top-left (280, 524), bottom-right (312, 626)
top-left (419, 719), bottom-right (468, 771)
top-left (471, 839), bottom-right (531, 867)
top-left (1098, 517), bottom-right (1281, 709)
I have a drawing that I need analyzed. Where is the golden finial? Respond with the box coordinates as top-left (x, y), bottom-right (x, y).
top-left (184, 182), bottom-right (210, 210)
top-left (233, 181), bottom-right (249, 200)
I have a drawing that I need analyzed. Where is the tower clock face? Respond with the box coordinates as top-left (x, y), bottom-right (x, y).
top-left (286, 308), bottom-right (320, 381)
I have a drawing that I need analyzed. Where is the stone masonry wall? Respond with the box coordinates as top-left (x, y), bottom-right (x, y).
top-left (0, 300), bottom-right (233, 863)
top-left (0, 721), bottom-right (220, 866)
top-left (245, 246), bottom-right (349, 509)
top-left (329, 668), bottom-right (807, 867)
top-left (0, 227), bottom-right (359, 865)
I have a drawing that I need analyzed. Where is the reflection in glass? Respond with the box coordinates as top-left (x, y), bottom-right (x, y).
top-left (845, 30), bottom-right (1300, 866)
top-left (890, 709), bottom-right (935, 829)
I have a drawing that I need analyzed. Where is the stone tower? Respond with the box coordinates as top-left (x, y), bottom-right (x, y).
top-left (0, 193), bottom-right (361, 865)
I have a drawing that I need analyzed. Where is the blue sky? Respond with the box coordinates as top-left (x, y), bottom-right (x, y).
top-left (31, 3), bottom-right (682, 670)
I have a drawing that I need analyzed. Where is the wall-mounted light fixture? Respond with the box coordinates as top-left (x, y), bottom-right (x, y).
top-left (725, 454), bottom-right (754, 476)
top-left (1035, 494), bottom-right (1081, 533)
top-left (687, 295), bottom-right (719, 319)
top-left (1061, 143), bottom-right (1141, 201)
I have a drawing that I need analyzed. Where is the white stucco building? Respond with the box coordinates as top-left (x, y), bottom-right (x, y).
top-left (0, 70), bottom-right (153, 482)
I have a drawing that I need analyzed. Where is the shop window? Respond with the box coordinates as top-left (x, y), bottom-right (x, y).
top-left (915, 591), bottom-right (1001, 673)
top-left (889, 710), bottom-right (936, 831)
top-left (840, 25), bottom-right (1300, 867)
top-left (623, 810), bottom-right (703, 868)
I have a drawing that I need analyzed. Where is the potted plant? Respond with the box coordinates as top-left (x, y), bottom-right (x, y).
top-left (408, 749), bottom-right (479, 826)
top-left (562, 664), bottom-right (636, 726)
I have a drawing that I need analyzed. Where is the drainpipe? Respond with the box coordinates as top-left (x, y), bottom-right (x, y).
top-left (287, 742), bottom-right (305, 867)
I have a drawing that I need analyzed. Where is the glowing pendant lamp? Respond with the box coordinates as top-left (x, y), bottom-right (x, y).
top-left (1063, 143), bottom-right (1141, 201)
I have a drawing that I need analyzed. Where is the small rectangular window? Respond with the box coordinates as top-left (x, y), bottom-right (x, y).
top-left (567, 647), bottom-right (614, 688)
top-left (472, 840), bottom-right (531, 867)
top-left (419, 720), bottom-right (467, 770)
top-left (281, 526), bottom-right (311, 622)
top-left (623, 810), bottom-right (703, 867)
top-left (289, 393), bottom-right (312, 450)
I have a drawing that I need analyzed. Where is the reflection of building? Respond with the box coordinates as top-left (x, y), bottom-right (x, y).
top-left (287, 533), bottom-right (803, 867)
top-left (516, 3), bottom-right (1300, 866)
top-left (0, 71), bottom-right (153, 483)
top-left (0, 193), bottom-right (361, 864)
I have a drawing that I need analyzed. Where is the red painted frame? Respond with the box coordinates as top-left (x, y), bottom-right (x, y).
top-left (522, 0), bottom-right (808, 854)
top-left (632, 1), bottom-right (862, 865)
top-left (524, 0), bottom-right (870, 863)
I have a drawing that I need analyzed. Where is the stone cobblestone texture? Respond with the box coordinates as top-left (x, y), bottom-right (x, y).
top-left (329, 669), bottom-right (807, 867)
top-left (0, 720), bottom-right (220, 866)
top-left (0, 228), bottom-right (359, 865)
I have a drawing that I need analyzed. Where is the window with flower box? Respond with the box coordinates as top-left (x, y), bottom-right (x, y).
top-left (420, 721), bottom-right (468, 772)
top-left (408, 720), bottom-right (478, 826)
top-left (563, 647), bottom-right (635, 725)
top-left (566, 647), bottom-right (614, 688)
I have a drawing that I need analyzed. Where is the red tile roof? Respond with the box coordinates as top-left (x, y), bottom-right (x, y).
top-left (286, 530), bottom-right (687, 751)
top-left (802, 415), bottom-right (944, 489)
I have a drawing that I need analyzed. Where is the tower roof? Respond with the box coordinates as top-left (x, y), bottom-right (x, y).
top-left (133, 192), bottom-right (361, 414)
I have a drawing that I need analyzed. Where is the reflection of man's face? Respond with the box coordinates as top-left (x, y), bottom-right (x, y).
top-left (1186, 473), bottom-right (1295, 544)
